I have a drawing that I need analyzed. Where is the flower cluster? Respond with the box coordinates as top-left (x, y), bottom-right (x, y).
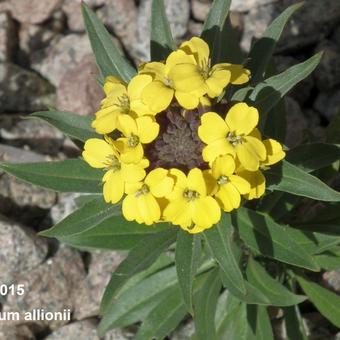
top-left (83, 37), bottom-right (285, 233)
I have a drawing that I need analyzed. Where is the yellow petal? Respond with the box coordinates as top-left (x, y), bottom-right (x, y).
top-left (127, 74), bottom-right (153, 101)
top-left (140, 62), bottom-right (166, 80)
top-left (215, 183), bottom-right (241, 212)
top-left (192, 196), bottom-right (221, 228)
top-left (103, 170), bottom-right (124, 204)
top-left (120, 163), bottom-right (146, 182)
top-left (205, 68), bottom-right (231, 98)
top-left (239, 170), bottom-right (266, 200)
top-left (244, 136), bottom-right (267, 160)
top-left (119, 140), bottom-right (144, 163)
top-left (124, 181), bottom-right (143, 194)
top-left (163, 199), bottom-right (193, 228)
top-left (215, 64), bottom-right (250, 85)
top-left (145, 168), bottom-right (174, 198)
top-left (187, 168), bottom-right (207, 196)
top-left (103, 76), bottom-right (126, 96)
top-left (180, 37), bottom-right (210, 68)
top-left (211, 155), bottom-right (236, 179)
top-left (202, 139), bottom-right (235, 163)
top-left (117, 114), bottom-right (138, 137)
top-left (169, 63), bottom-right (206, 93)
top-left (136, 194), bottom-right (161, 225)
top-left (236, 137), bottom-right (266, 171)
top-left (228, 175), bottom-right (251, 195)
top-left (175, 91), bottom-right (200, 110)
top-left (225, 103), bottom-right (259, 136)
top-left (122, 194), bottom-right (138, 221)
top-left (136, 116), bottom-right (159, 144)
top-left (92, 107), bottom-right (121, 134)
top-left (82, 138), bottom-right (115, 168)
top-left (263, 139), bottom-right (286, 166)
top-left (198, 112), bottom-right (229, 144)
top-left (142, 81), bottom-right (174, 112)
top-left (166, 49), bottom-right (196, 71)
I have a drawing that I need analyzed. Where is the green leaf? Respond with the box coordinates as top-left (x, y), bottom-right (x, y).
top-left (101, 229), bottom-right (177, 314)
top-left (81, 3), bottom-right (136, 82)
top-left (0, 159), bottom-right (102, 193)
top-left (284, 306), bottom-right (308, 340)
top-left (150, 0), bottom-right (176, 61)
top-left (246, 258), bottom-right (306, 306)
top-left (326, 114), bottom-right (340, 144)
top-left (59, 219), bottom-right (170, 251)
top-left (263, 99), bottom-right (287, 142)
top-left (266, 160), bottom-right (340, 202)
top-left (315, 248), bottom-right (340, 270)
top-left (235, 208), bottom-right (319, 271)
top-left (31, 111), bottom-right (99, 143)
top-left (98, 266), bottom-right (178, 333)
top-left (134, 285), bottom-right (187, 340)
top-left (250, 52), bottom-right (322, 114)
top-left (201, 0), bottom-right (231, 63)
top-left (286, 143), bottom-right (340, 172)
top-left (248, 2), bottom-right (303, 83)
top-left (175, 231), bottom-right (201, 314)
top-left (194, 268), bottom-right (222, 340)
top-left (296, 275), bottom-right (340, 328)
top-left (204, 213), bottom-right (246, 296)
top-left (246, 305), bottom-right (274, 340)
top-left (40, 196), bottom-right (117, 237)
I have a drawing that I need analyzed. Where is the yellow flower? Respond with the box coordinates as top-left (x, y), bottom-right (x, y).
top-left (237, 170), bottom-right (266, 200)
top-left (198, 103), bottom-right (267, 171)
top-left (262, 139), bottom-right (286, 166)
top-left (169, 37), bottom-right (250, 99)
top-left (92, 74), bottom-right (156, 134)
top-left (163, 168), bottom-right (221, 233)
top-left (122, 168), bottom-right (174, 225)
top-left (208, 155), bottom-right (250, 212)
top-left (115, 115), bottom-right (159, 163)
top-left (82, 138), bottom-right (148, 204)
top-left (140, 50), bottom-right (205, 112)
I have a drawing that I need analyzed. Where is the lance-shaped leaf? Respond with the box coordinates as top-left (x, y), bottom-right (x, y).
top-left (204, 213), bottom-right (246, 296)
top-left (150, 0), bottom-right (176, 61)
top-left (250, 52), bottom-right (322, 114)
top-left (296, 275), bottom-right (340, 328)
top-left (175, 231), bottom-right (201, 314)
top-left (315, 248), bottom-right (340, 270)
top-left (101, 229), bottom-right (177, 314)
top-left (81, 3), bottom-right (136, 82)
top-left (201, 0), bottom-right (231, 63)
top-left (246, 305), bottom-right (274, 340)
top-left (246, 258), bottom-right (306, 306)
top-left (98, 266), bottom-right (178, 333)
top-left (40, 196), bottom-right (118, 237)
top-left (31, 111), bottom-right (99, 143)
top-left (235, 208), bottom-right (319, 271)
top-left (58, 218), bottom-right (170, 251)
top-left (284, 306), bottom-right (308, 340)
top-left (263, 99), bottom-right (287, 143)
top-left (266, 160), bottom-right (340, 202)
top-left (248, 2), bottom-right (304, 83)
top-left (286, 143), bottom-right (340, 173)
top-left (134, 285), bottom-right (187, 340)
top-left (0, 159), bottom-right (102, 193)
top-left (194, 268), bottom-right (222, 340)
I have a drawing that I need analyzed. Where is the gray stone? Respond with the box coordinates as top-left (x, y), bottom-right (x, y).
top-left (105, 328), bottom-right (134, 340)
top-left (322, 270), bottom-right (340, 294)
top-left (0, 324), bottom-right (35, 340)
top-left (31, 34), bottom-right (92, 86)
top-left (0, 215), bottom-right (48, 285)
top-left (57, 55), bottom-right (103, 116)
top-left (0, 11), bottom-right (16, 62)
top-left (314, 41), bottom-right (340, 91)
top-left (284, 96), bottom-right (308, 148)
top-left (0, 116), bottom-right (64, 155)
top-left (50, 193), bottom-right (80, 225)
top-left (171, 320), bottom-right (195, 340)
top-left (314, 88), bottom-right (340, 122)
top-left (0, 143), bottom-right (45, 163)
top-left (230, 0), bottom-right (277, 12)
top-left (6, 0), bottom-right (62, 24)
top-left (0, 63), bottom-right (55, 113)
top-left (191, 0), bottom-right (211, 22)
top-left (2, 246), bottom-right (87, 329)
top-left (134, 0), bottom-right (190, 61)
top-left (73, 250), bottom-right (125, 320)
top-left (45, 319), bottom-right (99, 340)
top-left (97, 0), bottom-right (138, 54)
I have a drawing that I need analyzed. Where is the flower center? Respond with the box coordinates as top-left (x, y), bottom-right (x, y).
top-left (163, 77), bottom-right (174, 88)
top-left (135, 184), bottom-right (150, 197)
top-left (128, 134), bottom-right (140, 148)
top-left (217, 175), bottom-right (229, 186)
top-left (199, 58), bottom-right (211, 80)
top-left (118, 94), bottom-right (130, 113)
top-left (183, 189), bottom-right (200, 201)
top-left (104, 154), bottom-right (121, 172)
top-left (227, 132), bottom-right (242, 146)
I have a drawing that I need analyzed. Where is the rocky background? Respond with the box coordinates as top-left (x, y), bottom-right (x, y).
top-left (0, 0), bottom-right (340, 339)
